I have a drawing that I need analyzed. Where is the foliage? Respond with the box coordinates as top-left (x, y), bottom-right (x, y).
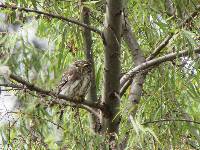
top-left (0, 0), bottom-right (199, 149)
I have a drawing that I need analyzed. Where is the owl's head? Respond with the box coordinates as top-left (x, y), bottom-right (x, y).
top-left (74, 60), bottom-right (92, 74)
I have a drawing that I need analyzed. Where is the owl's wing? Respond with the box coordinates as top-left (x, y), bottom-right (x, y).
top-left (57, 66), bottom-right (80, 94)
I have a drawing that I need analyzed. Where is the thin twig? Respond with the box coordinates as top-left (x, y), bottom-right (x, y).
top-left (76, 109), bottom-right (87, 149)
top-left (147, 5), bottom-right (200, 60)
top-left (6, 111), bottom-right (64, 130)
top-left (142, 119), bottom-right (200, 125)
top-left (0, 4), bottom-right (102, 35)
top-left (147, 34), bottom-right (173, 60)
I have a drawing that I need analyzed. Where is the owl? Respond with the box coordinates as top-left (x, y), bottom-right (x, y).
top-left (58, 60), bottom-right (92, 100)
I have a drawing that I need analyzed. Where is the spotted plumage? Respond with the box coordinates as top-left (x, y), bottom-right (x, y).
top-left (58, 60), bottom-right (92, 100)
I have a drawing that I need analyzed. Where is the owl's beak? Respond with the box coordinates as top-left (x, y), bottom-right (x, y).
top-left (83, 63), bottom-right (89, 67)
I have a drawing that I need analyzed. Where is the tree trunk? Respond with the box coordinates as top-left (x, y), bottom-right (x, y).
top-left (102, 0), bottom-right (123, 149)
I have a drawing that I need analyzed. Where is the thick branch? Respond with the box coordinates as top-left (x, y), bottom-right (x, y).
top-left (9, 74), bottom-right (104, 110)
top-left (120, 47), bottom-right (200, 87)
top-left (122, 19), bottom-right (146, 104)
top-left (120, 16), bottom-right (147, 149)
top-left (81, 6), bottom-right (98, 104)
top-left (80, 2), bottom-right (100, 133)
top-left (0, 4), bottom-right (102, 35)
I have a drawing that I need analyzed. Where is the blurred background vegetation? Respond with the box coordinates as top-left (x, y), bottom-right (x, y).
top-left (0, 0), bottom-right (199, 149)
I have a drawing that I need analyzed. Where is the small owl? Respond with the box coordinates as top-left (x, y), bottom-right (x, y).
top-left (58, 60), bottom-right (92, 100)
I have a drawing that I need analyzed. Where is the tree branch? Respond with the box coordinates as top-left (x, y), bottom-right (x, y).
top-left (9, 74), bottom-right (104, 110)
top-left (0, 4), bottom-right (102, 35)
top-left (120, 13), bottom-right (147, 149)
top-left (120, 5), bottom-right (200, 98)
top-left (122, 18), bottom-right (146, 104)
top-left (147, 34), bottom-right (173, 60)
top-left (147, 5), bottom-right (200, 61)
top-left (0, 82), bottom-right (100, 118)
top-left (165, 0), bottom-right (175, 17)
top-left (120, 47), bottom-right (200, 88)
top-left (141, 119), bottom-right (200, 125)
top-left (80, 1), bottom-right (100, 133)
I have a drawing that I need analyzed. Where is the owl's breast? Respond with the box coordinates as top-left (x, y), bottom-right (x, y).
top-left (78, 74), bottom-right (91, 96)
top-left (60, 79), bottom-right (81, 98)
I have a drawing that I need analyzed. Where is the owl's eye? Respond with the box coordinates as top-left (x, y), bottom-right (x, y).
top-left (74, 60), bottom-right (90, 68)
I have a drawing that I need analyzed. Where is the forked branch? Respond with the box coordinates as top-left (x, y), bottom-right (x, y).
top-left (120, 47), bottom-right (200, 89)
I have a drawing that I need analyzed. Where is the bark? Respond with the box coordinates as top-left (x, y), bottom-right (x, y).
top-left (80, 1), bottom-right (100, 133)
top-left (120, 15), bottom-right (146, 149)
top-left (165, 0), bottom-right (175, 17)
top-left (102, 0), bottom-right (123, 149)
top-left (122, 20), bottom-right (146, 106)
